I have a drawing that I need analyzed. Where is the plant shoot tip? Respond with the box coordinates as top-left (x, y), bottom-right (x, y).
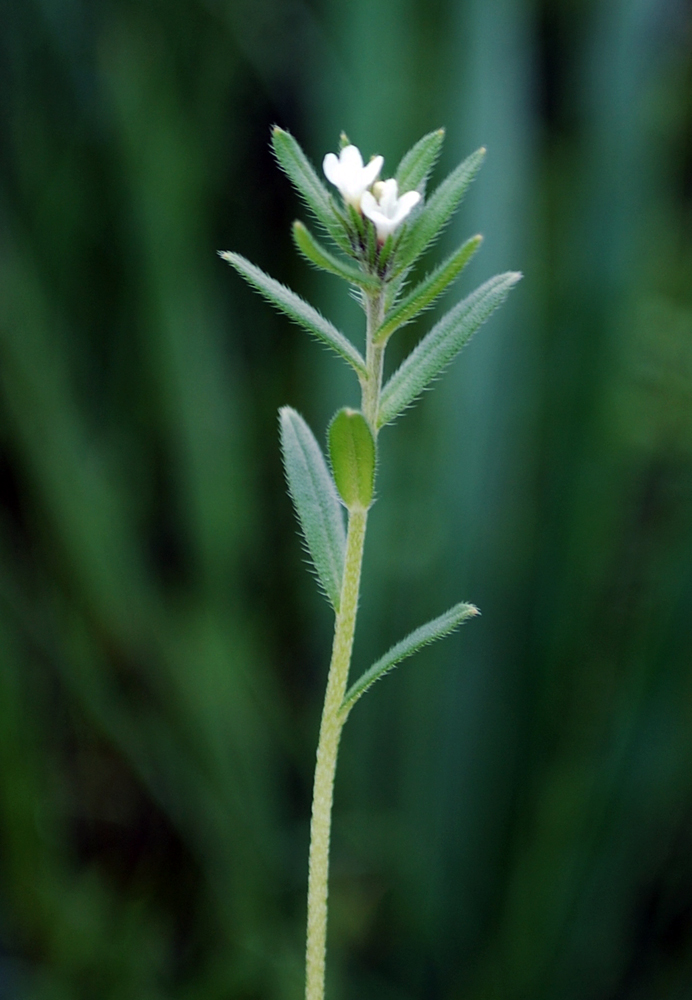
top-left (228, 127), bottom-right (520, 1000)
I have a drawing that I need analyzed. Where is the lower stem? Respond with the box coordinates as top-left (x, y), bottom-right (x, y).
top-left (305, 508), bottom-right (367, 1000)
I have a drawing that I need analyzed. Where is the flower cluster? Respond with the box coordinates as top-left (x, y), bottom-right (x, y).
top-left (322, 144), bottom-right (420, 242)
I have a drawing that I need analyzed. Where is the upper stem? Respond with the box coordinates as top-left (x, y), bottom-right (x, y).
top-left (362, 291), bottom-right (385, 431)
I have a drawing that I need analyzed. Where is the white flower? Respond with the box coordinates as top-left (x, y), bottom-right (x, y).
top-left (361, 179), bottom-right (421, 241)
top-left (323, 144), bottom-right (384, 209)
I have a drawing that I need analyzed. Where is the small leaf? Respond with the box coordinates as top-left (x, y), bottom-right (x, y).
top-left (394, 147), bottom-right (486, 275)
top-left (220, 251), bottom-right (366, 376)
top-left (377, 233), bottom-right (395, 273)
top-left (280, 407), bottom-right (346, 610)
top-left (340, 602), bottom-right (479, 717)
top-left (271, 127), bottom-right (351, 252)
top-left (378, 271), bottom-right (522, 427)
top-left (383, 269), bottom-right (407, 312)
top-left (328, 409), bottom-right (376, 511)
top-left (365, 217), bottom-right (377, 268)
top-left (292, 222), bottom-right (380, 291)
top-left (395, 128), bottom-right (445, 195)
top-left (375, 234), bottom-right (482, 344)
top-left (347, 202), bottom-right (365, 241)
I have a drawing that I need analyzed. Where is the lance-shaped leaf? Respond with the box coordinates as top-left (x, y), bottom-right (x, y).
top-left (292, 222), bottom-right (381, 291)
top-left (394, 147), bottom-right (486, 275)
top-left (221, 252), bottom-right (366, 376)
top-left (271, 127), bottom-right (351, 253)
top-left (375, 234), bottom-right (482, 344)
top-left (395, 128), bottom-right (445, 195)
top-left (377, 232), bottom-right (396, 273)
top-left (279, 407), bottom-right (346, 610)
top-left (378, 271), bottom-right (522, 427)
top-left (340, 602), bottom-right (478, 717)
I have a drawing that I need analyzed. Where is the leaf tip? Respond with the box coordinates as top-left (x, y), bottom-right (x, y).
top-left (278, 404), bottom-right (297, 434)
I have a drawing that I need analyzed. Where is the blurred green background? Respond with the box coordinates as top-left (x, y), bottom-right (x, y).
top-left (1, 1), bottom-right (692, 998)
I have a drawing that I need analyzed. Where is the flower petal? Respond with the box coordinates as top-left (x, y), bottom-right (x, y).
top-left (323, 152), bottom-right (341, 186)
top-left (360, 190), bottom-right (379, 219)
top-left (340, 144), bottom-right (364, 175)
top-left (398, 190), bottom-right (421, 214)
top-left (361, 154), bottom-right (384, 189)
top-left (378, 179), bottom-right (399, 216)
top-left (391, 190), bottom-right (421, 226)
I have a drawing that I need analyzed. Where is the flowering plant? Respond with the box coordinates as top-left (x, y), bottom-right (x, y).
top-left (222, 127), bottom-right (520, 1000)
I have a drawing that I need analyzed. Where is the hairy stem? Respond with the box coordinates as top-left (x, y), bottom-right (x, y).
top-left (305, 289), bottom-right (383, 1000)
top-left (362, 291), bottom-right (385, 431)
top-left (305, 507), bottom-right (366, 1000)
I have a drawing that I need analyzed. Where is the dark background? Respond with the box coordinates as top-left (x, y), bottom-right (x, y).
top-left (1, 1), bottom-right (692, 998)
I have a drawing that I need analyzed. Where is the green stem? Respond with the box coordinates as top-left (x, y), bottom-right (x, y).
top-left (362, 291), bottom-right (385, 432)
top-left (305, 508), bottom-right (367, 1000)
top-left (304, 289), bottom-right (383, 1000)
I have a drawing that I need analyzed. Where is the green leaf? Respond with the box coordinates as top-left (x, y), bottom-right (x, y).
top-left (279, 407), bottom-right (346, 610)
top-left (377, 233), bottom-right (395, 273)
top-left (365, 216), bottom-right (377, 268)
top-left (340, 602), bottom-right (479, 717)
top-left (328, 409), bottom-right (376, 511)
top-left (292, 222), bottom-right (381, 291)
top-left (378, 271), bottom-right (522, 427)
top-left (394, 147), bottom-right (486, 275)
top-left (375, 234), bottom-right (482, 344)
top-left (220, 251), bottom-right (366, 376)
top-left (271, 127), bottom-right (351, 253)
top-left (395, 128), bottom-right (445, 195)
top-left (347, 202), bottom-right (365, 241)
